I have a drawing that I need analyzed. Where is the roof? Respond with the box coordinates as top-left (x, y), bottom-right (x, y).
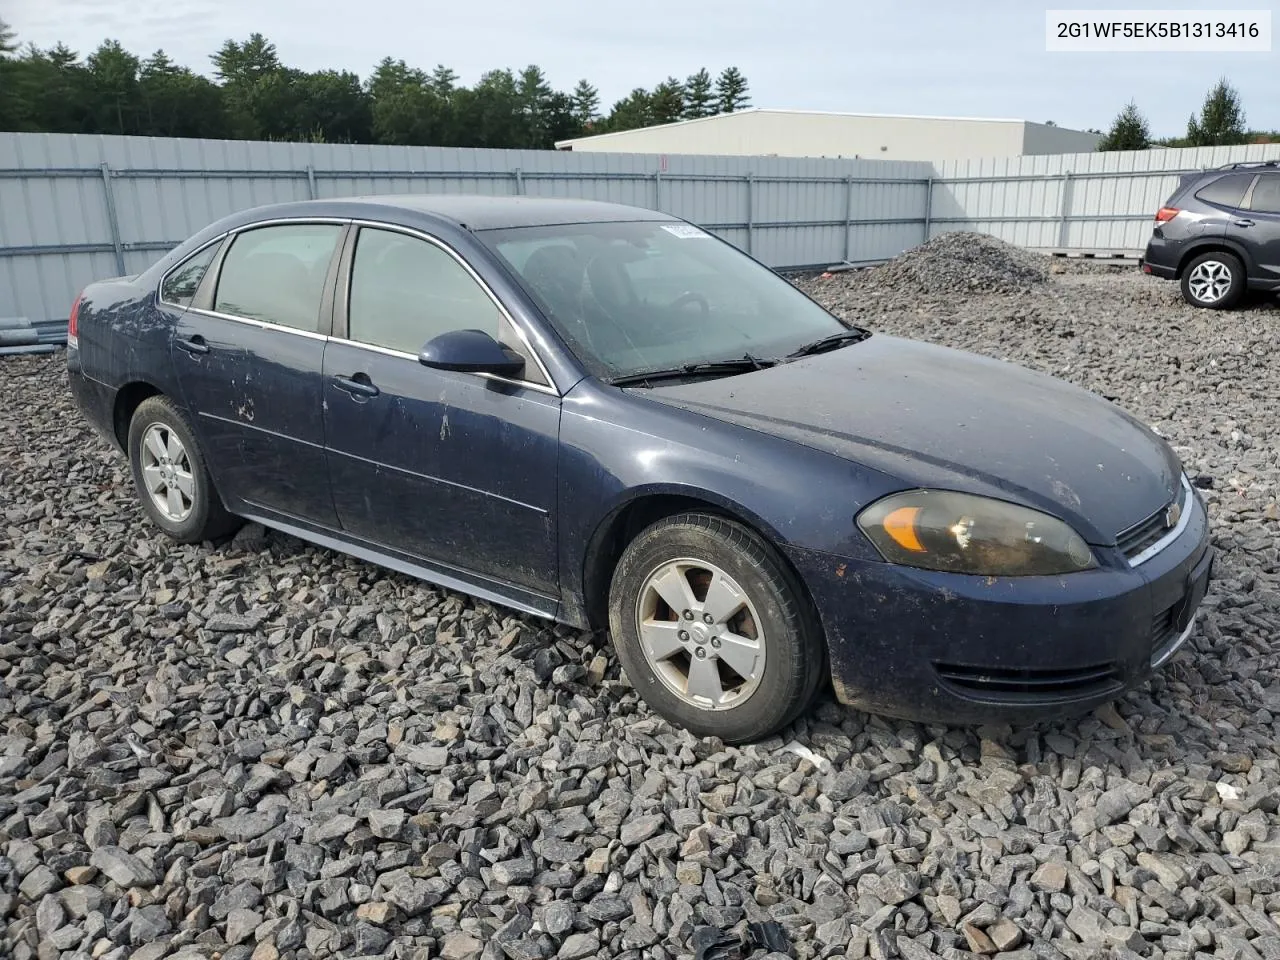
top-left (555, 108), bottom-right (1051, 149)
top-left (339, 194), bottom-right (672, 230)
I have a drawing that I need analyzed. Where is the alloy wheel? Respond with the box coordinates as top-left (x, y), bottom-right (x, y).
top-left (139, 422), bottom-right (195, 522)
top-left (634, 558), bottom-right (766, 710)
top-left (1187, 260), bottom-right (1233, 304)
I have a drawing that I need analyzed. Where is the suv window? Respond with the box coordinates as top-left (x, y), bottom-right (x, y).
top-left (214, 223), bottom-right (343, 332)
top-left (348, 227), bottom-right (505, 354)
top-left (1194, 173), bottom-right (1254, 209)
top-left (1249, 174), bottom-right (1280, 214)
top-left (160, 242), bottom-right (219, 307)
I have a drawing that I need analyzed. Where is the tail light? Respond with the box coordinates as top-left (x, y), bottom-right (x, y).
top-left (1155, 207), bottom-right (1180, 223)
top-left (68, 293), bottom-right (83, 348)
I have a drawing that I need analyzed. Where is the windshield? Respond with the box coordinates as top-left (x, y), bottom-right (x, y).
top-left (479, 220), bottom-right (850, 380)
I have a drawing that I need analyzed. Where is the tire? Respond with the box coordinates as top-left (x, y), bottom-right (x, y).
top-left (608, 512), bottom-right (826, 744)
top-left (127, 395), bottom-right (240, 544)
top-left (1181, 251), bottom-right (1245, 309)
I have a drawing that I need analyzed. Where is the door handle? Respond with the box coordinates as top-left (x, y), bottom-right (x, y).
top-left (1231, 219), bottom-right (1255, 228)
top-left (175, 335), bottom-right (209, 355)
top-left (332, 374), bottom-right (380, 399)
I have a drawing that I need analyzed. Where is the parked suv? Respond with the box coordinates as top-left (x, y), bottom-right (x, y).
top-left (1141, 160), bottom-right (1280, 309)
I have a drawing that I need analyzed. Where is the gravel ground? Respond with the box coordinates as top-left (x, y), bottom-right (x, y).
top-left (5, 240), bottom-right (1280, 960)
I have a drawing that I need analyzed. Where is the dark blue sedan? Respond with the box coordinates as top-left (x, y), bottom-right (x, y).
top-left (66, 195), bottom-right (1213, 742)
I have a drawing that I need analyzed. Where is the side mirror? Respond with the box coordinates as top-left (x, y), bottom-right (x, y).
top-left (418, 329), bottom-right (526, 378)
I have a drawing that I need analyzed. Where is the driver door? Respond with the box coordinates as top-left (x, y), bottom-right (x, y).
top-left (322, 224), bottom-right (562, 605)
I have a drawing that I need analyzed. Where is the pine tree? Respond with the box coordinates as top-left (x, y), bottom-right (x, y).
top-left (211, 33), bottom-right (280, 84)
top-left (650, 77), bottom-right (684, 125)
top-left (1187, 77), bottom-right (1247, 146)
top-left (570, 79), bottom-right (599, 126)
top-left (714, 67), bottom-right (750, 114)
top-left (517, 64), bottom-right (554, 147)
top-left (1097, 101), bottom-right (1150, 151)
top-left (605, 88), bottom-right (654, 132)
top-left (429, 65), bottom-right (457, 98)
top-left (87, 40), bottom-right (141, 135)
top-left (683, 68), bottom-right (714, 119)
top-left (0, 18), bottom-right (17, 57)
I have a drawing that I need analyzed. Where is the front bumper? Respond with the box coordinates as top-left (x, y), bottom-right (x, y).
top-left (788, 491), bottom-right (1212, 724)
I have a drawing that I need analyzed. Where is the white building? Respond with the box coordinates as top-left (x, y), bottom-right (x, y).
top-left (554, 109), bottom-right (1101, 161)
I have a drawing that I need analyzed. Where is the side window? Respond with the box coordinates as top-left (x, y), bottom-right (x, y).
top-left (1249, 174), bottom-right (1280, 214)
top-left (160, 242), bottom-right (219, 307)
top-left (348, 228), bottom-right (505, 354)
top-left (214, 223), bottom-right (343, 333)
top-left (1194, 173), bottom-right (1255, 209)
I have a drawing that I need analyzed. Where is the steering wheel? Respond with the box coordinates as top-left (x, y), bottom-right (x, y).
top-left (668, 291), bottom-right (710, 318)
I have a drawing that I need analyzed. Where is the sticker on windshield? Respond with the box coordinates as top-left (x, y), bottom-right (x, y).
top-left (661, 224), bottom-right (711, 239)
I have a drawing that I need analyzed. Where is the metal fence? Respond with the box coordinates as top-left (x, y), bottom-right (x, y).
top-left (931, 143), bottom-right (1280, 251)
top-left (0, 133), bottom-right (930, 327)
top-left (3, 132), bottom-right (1280, 329)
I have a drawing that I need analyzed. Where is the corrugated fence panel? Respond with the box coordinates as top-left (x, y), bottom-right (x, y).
top-left (6, 132), bottom-right (1280, 328)
top-left (934, 143), bottom-right (1280, 252)
top-left (0, 133), bottom-right (934, 324)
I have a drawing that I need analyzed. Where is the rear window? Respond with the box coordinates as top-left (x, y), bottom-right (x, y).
top-left (160, 242), bottom-right (219, 307)
top-left (1194, 173), bottom-right (1255, 209)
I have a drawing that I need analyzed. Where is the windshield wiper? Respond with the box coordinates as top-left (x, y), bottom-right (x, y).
top-left (609, 354), bottom-right (775, 387)
top-left (785, 327), bottom-right (872, 359)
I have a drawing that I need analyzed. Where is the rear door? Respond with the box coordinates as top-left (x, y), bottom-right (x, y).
top-left (322, 223), bottom-right (562, 604)
top-left (171, 220), bottom-right (347, 527)
top-left (1241, 173), bottom-right (1280, 285)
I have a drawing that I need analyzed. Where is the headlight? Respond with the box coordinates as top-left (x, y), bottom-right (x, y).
top-left (857, 490), bottom-right (1097, 576)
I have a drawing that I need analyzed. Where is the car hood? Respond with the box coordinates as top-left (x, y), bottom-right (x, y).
top-left (636, 335), bottom-right (1182, 544)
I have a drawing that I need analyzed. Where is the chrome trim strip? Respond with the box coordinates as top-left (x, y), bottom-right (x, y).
top-left (338, 340), bottom-right (415, 362)
top-left (325, 336), bottom-right (560, 398)
top-left (1127, 475), bottom-right (1195, 568)
top-left (182, 307), bottom-right (561, 398)
top-left (1152, 614), bottom-right (1196, 668)
top-left (183, 306), bottom-right (330, 341)
top-left (345, 218), bottom-right (560, 396)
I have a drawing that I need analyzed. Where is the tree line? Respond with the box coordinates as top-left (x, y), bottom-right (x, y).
top-left (1097, 78), bottom-right (1277, 152)
top-left (0, 22), bottom-right (752, 148)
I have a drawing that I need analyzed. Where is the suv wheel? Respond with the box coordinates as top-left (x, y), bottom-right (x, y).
top-left (1181, 251), bottom-right (1245, 309)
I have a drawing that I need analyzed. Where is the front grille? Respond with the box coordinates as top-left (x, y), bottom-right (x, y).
top-left (934, 661), bottom-right (1122, 704)
top-left (1117, 509), bottom-right (1171, 559)
top-left (1117, 481), bottom-right (1190, 563)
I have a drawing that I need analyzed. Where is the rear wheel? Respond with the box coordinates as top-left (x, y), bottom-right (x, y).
top-left (1181, 251), bottom-right (1245, 309)
top-left (127, 396), bottom-right (239, 543)
top-left (608, 513), bottom-right (825, 743)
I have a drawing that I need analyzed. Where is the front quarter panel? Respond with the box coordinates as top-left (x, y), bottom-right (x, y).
top-left (557, 379), bottom-right (903, 623)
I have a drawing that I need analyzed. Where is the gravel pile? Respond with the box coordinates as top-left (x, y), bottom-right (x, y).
top-left (5, 267), bottom-right (1280, 960)
top-left (833, 232), bottom-right (1050, 297)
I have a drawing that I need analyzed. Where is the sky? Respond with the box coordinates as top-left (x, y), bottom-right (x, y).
top-left (5, 0), bottom-right (1278, 136)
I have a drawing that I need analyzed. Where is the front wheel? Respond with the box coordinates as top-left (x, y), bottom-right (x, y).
top-left (1181, 251), bottom-right (1245, 309)
top-left (608, 513), bottom-right (826, 744)
top-left (127, 395), bottom-right (240, 544)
